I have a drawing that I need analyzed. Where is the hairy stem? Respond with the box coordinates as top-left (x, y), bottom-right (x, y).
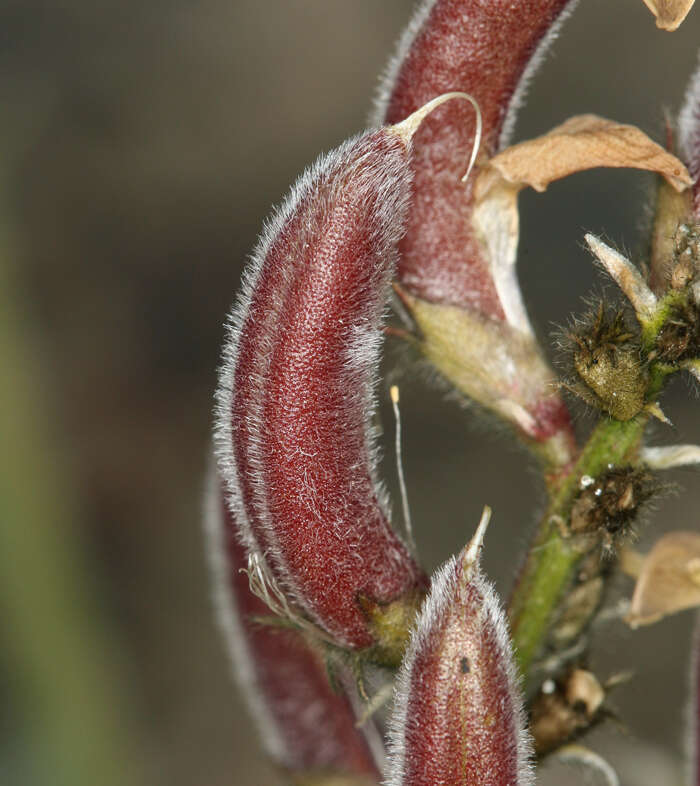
top-left (507, 317), bottom-right (676, 683)
top-left (506, 415), bottom-right (648, 681)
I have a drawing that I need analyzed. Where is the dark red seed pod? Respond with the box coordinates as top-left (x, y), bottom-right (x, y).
top-left (374, 0), bottom-right (578, 312)
top-left (370, 1), bottom-right (578, 459)
top-left (384, 511), bottom-right (533, 786)
top-left (204, 470), bottom-right (383, 778)
top-left (215, 125), bottom-right (427, 657)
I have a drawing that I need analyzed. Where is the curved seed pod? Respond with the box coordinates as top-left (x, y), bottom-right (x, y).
top-left (215, 108), bottom-right (469, 659)
top-left (374, 0), bottom-right (577, 313)
top-left (373, 0), bottom-right (577, 461)
top-left (384, 510), bottom-right (534, 786)
top-left (203, 469), bottom-right (383, 780)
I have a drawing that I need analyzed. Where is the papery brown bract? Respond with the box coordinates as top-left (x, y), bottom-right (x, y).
top-left (215, 129), bottom-right (426, 654)
top-left (642, 0), bottom-right (695, 31)
top-left (203, 472), bottom-right (383, 778)
top-left (374, 0), bottom-right (577, 313)
top-left (627, 532), bottom-right (700, 627)
top-left (384, 526), bottom-right (533, 786)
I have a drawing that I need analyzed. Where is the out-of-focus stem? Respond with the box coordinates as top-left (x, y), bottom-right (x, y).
top-left (0, 230), bottom-right (142, 785)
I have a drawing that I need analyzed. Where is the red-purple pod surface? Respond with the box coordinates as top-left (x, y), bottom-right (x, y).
top-left (204, 470), bottom-right (383, 780)
top-left (372, 0), bottom-right (578, 457)
top-left (384, 511), bottom-right (534, 786)
top-left (374, 0), bottom-right (577, 312)
top-left (215, 120), bottom-right (431, 661)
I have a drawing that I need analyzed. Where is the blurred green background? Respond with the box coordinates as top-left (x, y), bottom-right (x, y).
top-left (1, 1), bottom-right (700, 783)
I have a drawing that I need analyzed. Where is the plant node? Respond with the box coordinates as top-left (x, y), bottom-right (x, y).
top-left (570, 466), bottom-right (655, 554)
top-left (671, 223), bottom-right (700, 287)
top-left (655, 301), bottom-right (700, 363)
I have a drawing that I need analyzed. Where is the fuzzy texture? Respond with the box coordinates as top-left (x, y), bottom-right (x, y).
top-left (203, 470), bottom-right (383, 776)
top-left (679, 51), bottom-right (700, 217)
top-left (373, 0), bottom-right (578, 312)
top-left (384, 546), bottom-right (534, 785)
top-left (215, 128), bottom-right (426, 650)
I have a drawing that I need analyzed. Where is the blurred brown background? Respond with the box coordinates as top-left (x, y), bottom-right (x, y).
top-left (1, 1), bottom-right (700, 784)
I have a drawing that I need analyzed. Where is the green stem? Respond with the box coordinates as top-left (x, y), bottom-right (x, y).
top-left (403, 284), bottom-right (684, 685)
top-left (507, 416), bottom-right (647, 681)
top-left (507, 293), bottom-right (682, 684)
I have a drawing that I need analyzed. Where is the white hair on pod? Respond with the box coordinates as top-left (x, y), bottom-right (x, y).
top-left (383, 555), bottom-right (456, 786)
top-left (498, 0), bottom-right (579, 150)
top-left (213, 141), bottom-right (316, 565)
top-left (371, 0), bottom-right (579, 151)
top-left (201, 463), bottom-right (288, 763)
top-left (203, 460), bottom-right (390, 773)
top-left (213, 130), bottom-right (413, 636)
top-left (383, 552), bottom-right (534, 785)
top-left (370, 0), bottom-right (435, 127)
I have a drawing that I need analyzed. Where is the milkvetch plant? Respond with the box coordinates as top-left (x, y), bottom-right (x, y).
top-left (207, 2), bottom-right (700, 784)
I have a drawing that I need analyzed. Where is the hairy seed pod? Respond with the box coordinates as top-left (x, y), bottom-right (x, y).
top-left (372, 0), bottom-right (578, 459)
top-left (215, 120), bottom-right (434, 659)
top-left (384, 511), bottom-right (534, 786)
top-left (203, 470), bottom-right (383, 778)
top-left (374, 0), bottom-right (578, 312)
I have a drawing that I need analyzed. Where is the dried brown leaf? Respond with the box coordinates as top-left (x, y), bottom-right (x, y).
top-left (476, 114), bottom-right (692, 197)
top-left (642, 0), bottom-right (695, 31)
top-left (627, 531), bottom-right (700, 627)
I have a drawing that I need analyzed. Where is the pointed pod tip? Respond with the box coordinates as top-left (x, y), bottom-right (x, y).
top-left (387, 91), bottom-right (482, 182)
top-left (463, 505), bottom-right (492, 568)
